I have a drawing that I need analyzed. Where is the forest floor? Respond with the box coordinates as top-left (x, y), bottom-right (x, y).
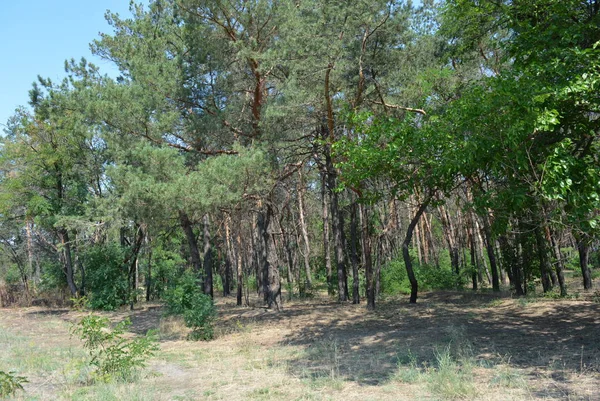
top-left (1, 288), bottom-right (600, 400)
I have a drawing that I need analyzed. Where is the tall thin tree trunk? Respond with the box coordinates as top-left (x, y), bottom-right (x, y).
top-left (146, 236), bottom-right (153, 302)
top-left (414, 202), bottom-right (423, 266)
top-left (350, 203), bottom-right (360, 304)
top-left (321, 172), bottom-right (333, 295)
top-left (480, 212), bottom-right (500, 291)
top-left (403, 197), bottom-right (431, 304)
top-left (547, 226), bottom-right (567, 296)
top-left (534, 226), bottom-right (553, 293)
top-left (203, 214), bottom-right (214, 298)
top-left (439, 205), bottom-right (460, 275)
top-left (576, 235), bottom-right (593, 290)
top-left (25, 218), bottom-right (36, 286)
top-left (326, 150), bottom-right (348, 302)
top-left (235, 226), bottom-right (244, 307)
top-left (297, 170), bottom-right (313, 288)
top-left (359, 204), bottom-right (375, 309)
top-left (259, 206), bottom-right (282, 310)
top-left (179, 211), bottom-right (202, 277)
top-left (58, 228), bottom-right (78, 296)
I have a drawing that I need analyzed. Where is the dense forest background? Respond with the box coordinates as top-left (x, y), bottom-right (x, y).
top-left (1, 0), bottom-right (599, 311)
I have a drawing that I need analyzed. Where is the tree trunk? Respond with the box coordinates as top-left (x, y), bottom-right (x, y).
top-left (321, 171), bottom-right (333, 295)
top-left (402, 197), bottom-right (431, 304)
top-left (576, 235), bottom-right (593, 290)
top-left (58, 228), bottom-right (78, 296)
top-left (297, 169), bottom-right (313, 288)
top-left (179, 211), bottom-right (203, 277)
top-left (224, 214), bottom-right (236, 299)
top-left (126, 224), bottom-right (145, 310)
top-left (534, 226), bottom-right (553, 293)
top-left (25, 218), bottom-right (36, 286)
top-left (439, 205), bottom-right (460, 275)
top-left (480, 212), bottom-right (500, 291)
top-left (146, 236), bottom-right (153, 302)
top-left (326, 149), bottom-right (348, 302)
top-left (350, 202), bottom-right (360, 304)
top-left (235, 226), bottom-right (244, 307)
top-left (203, 214), bottom-right (214, 298)
top-left (258, 206), bottom-right (282, 310)
top-left (547, 226), bottom-right (567, 296)
top-left (359, 203), bottom-right (375, 309)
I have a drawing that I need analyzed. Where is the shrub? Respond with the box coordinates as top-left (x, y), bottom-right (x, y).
top-left (83, 244), bottom-right (129, 310)
top-left (0, 371), bottom-right (27, 398)
top-left (164, 271), bottom-right (217, 340)
top-left (72, 315), bottom-right (158, 382)
top-left (380, 258), bottom-right (460, 295)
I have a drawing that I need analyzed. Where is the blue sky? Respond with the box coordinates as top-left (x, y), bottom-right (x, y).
top-left (0, 1), bottom-right (138, 127)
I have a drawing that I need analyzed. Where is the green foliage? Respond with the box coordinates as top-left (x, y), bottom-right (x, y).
top-left (72, 315), bottom-right (158, 382)
top-left (83, 244), bottom-right (128, 311)
top-left (164, 271), bottom-right (217, 341)
top-left (0, 370), bottom-right (27, 398)
top-left (381, 258), bottom-right (460, 296)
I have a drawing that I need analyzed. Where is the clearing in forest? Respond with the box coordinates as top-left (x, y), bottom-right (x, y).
top-left (1, 291), bottom-right (599, 401)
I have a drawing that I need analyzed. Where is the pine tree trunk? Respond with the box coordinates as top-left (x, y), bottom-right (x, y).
top-left (359, 203), bottom-right (375, 309)
top-left (58, 228), bottom-right (78, 296)
top-left (179, 211), bottom-right (203, 277)
top-left (325, 150), bottom-right (348, 302)
top-left (321, 172), bottom-right (333, 295)
top-left (146, 236), bottom-right (153, 302)
top-left (350, 203), bottom-right (360, 304)
top-left (235, 227), bottom-right (244, 307)
top-left (203, 214), bottom-right (214, 298)
top-left (258, 206), bottom-right (282, 310)
top-left (297, 170), bottom-right (313, 288)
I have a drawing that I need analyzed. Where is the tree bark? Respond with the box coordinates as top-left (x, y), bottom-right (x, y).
top-left (480, 212), bottom-right (500, 291)
top-left (350, 202), bottom-right (360, 304)
top-left (534, 226), bottom-right (553, 293)
top-left (258, 206), bottom-right (282, 310)
top-left (359, 203), bottom-right (375, 309)
top-left (179, 211), bottom-right (203, 277)
top-left (235, 225), bottom-right (244, 307)
top-left (439, 205), bottom-right (460, 274)
top-left (321, 171), bottom-right (333, 295)
top-left (547, 226), bottom-right (567, 296)
top-left (202, 214), bottom-right (214, 298)
top-left (403, 197), bottom-right (431, 304)
top-left (58, 228), bottom-right (78, 296)
top-left (576, 235), bottom-right (593, 290)
top-left (325, 149), bottom-right (348, 302)
top-left (297, 169), bottom-right (313, 288)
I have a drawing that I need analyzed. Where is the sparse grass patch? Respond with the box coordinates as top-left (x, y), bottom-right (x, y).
top-left (394, 351), bottom-right (422, 383)
top-left (491, 363), bottom-right (528, 389)
top-left (158, 315), bottom-right (187, 340)
top-left (426, 346), bottom-right (477, 400)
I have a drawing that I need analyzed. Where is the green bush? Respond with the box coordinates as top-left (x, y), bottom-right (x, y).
top-left (0, 371), bottom-right (27, 398)
top-left (164, 271), bottom-right (217, 340)
top-left (380, 258), bottom-right (460, 295)
top-left (72, 315), bottom-right (158, 382)
top-left (84, 244), bottom-right (129, 310)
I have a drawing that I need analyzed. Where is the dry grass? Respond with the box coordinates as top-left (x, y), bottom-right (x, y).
top-left (1, 290), bottom-right (599, 400)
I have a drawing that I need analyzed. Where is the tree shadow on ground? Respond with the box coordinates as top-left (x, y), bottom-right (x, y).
top-left (254, 291), bottom-right (600, 387)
